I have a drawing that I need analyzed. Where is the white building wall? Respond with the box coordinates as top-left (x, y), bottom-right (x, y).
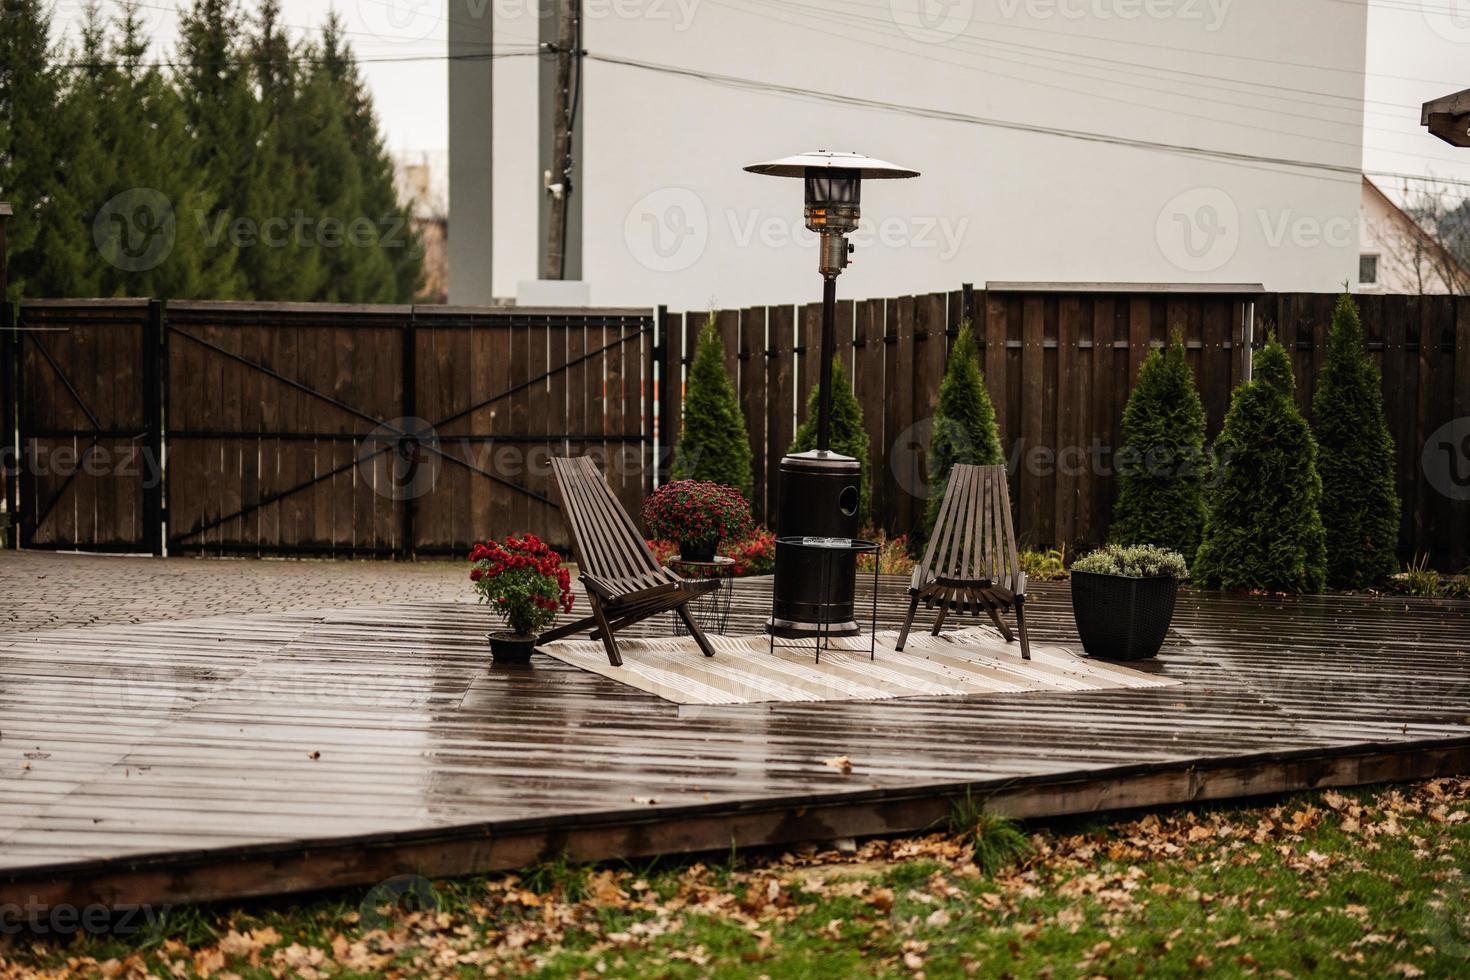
top-left (467, 0), bottom-right (1368, 309)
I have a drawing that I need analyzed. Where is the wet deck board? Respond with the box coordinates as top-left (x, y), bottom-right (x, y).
top-left (2, 580), bottom-right (1468, 906)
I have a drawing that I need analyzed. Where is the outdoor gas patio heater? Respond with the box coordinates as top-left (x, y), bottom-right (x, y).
top-left (744, 150), bottom-right (920, 637)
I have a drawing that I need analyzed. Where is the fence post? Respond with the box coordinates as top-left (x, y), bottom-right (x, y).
top-left (0, 204), bottom-right (11, 547)
top-left (401, 309), bottom-right (418, 559)
top-left (656, 305), bottom-right (673, 487)
top-left (643, 310), bottom-right (657, 497)
top-left (961, 282), bottom-right (974, 326)
top-left (144, 300), bottom-right (165, 555)
top-left (1, 300), bottom-right (15, 549)
top-left (1241, 298), bottom-right (1256, 382)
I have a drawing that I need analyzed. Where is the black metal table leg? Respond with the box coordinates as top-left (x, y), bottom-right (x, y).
top-left (870, 559), bottom-right (879, 661)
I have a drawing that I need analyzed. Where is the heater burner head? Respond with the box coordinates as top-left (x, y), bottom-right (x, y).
top-left (745, 151), bottom-right (919, 279)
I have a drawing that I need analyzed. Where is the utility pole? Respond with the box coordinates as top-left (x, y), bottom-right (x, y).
top-left (541, 0), bottom-right (578, 280)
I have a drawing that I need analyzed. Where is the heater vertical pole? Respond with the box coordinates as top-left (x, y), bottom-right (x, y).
top-left (816, 274), bottom-right (837, 452)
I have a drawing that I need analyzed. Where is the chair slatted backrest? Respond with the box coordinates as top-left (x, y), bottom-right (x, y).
top-left (551, 457), bottom-right (673, 596)
top-left (917, 464), bottom-right (1024, 595)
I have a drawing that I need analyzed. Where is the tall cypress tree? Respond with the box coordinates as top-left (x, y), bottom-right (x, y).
top-left (791, 358), bottom-right (871, 525)
top-left (320, 13), bottom-right (423, 302)
top-left (671, 316), bottom-right (753, 498)
top-left (1194, 335), bottom-right (1327, 593)
top-left (1110, 332), bottom-right (1207, 559)
top-left (1312, 291), bottom-right (1400, 588)
top-left (925, 321), bottom-right (1003, 534)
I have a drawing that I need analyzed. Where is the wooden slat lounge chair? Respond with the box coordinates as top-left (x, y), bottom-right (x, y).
top-left (896, 463), bottom-right (1031, 659)
top-left (539, 456), bottom-right (719, 666)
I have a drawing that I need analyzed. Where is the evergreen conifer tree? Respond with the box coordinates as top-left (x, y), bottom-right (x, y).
top-left (671, 316), bottom-right (753, 498)
top-left (175, 0), bottom-right (256, 296)
top-left (0, 0), bottom-right (67, 299)
top-left (790, 358), bottom-right (872, 524)
top-left (242, 0), bottom-right (327, 300)
top-left (90, 4), bottom-right (240, 298)
top-left (1110, 332), bottom-right (1207, 558)
top-left (321, 13), bottom-right (423, 302)
top-left (280, 47), bottom-right (394, 304)
top-left (924, 321), bottom-right (1003, 534)
top-left (1312, 291), bottom-right (1400, 588)
top-left (1194, 335), bottom-right (1328, 592)
top-left (30, 7), bottom-right (113, 298)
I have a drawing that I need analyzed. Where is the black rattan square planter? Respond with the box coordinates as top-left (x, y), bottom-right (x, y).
top-left (1070, 571), bottom-right (1179, 661)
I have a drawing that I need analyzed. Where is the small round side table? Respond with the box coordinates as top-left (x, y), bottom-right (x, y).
top-left (769, 537), bottom-right (880, 663)
top-left (669, 555), bottom-right (736, 636)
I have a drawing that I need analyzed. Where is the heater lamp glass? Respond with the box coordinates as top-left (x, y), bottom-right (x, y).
top-left (804, 170), bottom-right (861, 207)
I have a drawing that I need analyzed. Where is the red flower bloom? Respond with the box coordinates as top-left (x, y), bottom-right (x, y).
top-left (469, 534), bottom-right (575, 636)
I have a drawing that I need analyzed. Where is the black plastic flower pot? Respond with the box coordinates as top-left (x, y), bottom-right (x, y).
top-left (1070, 571), bottom-right (1179, 661)
top-left (678, 538), bottom-right (719, 562)
top-left (487, 631), bottom-right (537, 665)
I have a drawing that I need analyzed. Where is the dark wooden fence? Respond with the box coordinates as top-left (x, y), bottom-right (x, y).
top-left (662, 285), bottom-right (1466, 570)
top-left (4, 300), bottom-right (652, 556)
top-left (2, 288), bottom-right (1465, 568)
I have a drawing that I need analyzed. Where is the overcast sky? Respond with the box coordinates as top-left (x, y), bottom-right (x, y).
top-left (46, 1), bottom-right (1470, 197)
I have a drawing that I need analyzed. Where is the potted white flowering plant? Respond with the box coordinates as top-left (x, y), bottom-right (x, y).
top-left (1070, 543), bottom-right (1188, 661)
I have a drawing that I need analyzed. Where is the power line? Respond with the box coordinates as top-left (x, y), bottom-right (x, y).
top-left (585, 50), bottom-right (1470, 190)
top-left (706, 0), bottom-right (1372, 141)
top-left (748, 0), bottom-right (1470, 89)
top-left (720, 0), bottom-right (1400, 112)
top-left (699, 0), bottom-right (1470, 170)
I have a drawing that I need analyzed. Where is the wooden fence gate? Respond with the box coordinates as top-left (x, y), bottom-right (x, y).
top-left (9, 300), bottom-right (162, 552)
top-left (163, 302), bottom-right (653, 556)
top-left (2, 300), bottom-right (653, 557)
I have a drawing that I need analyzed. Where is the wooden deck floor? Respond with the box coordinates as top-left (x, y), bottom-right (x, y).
top-left (2, 578), bottom-right (1468, 909)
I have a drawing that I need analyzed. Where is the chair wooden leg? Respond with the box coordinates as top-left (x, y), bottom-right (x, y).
top-left (930, 591), bottom-right (951, 636)
top-left (896, 593), bottom-right (921, 651)
top-left (674, 603), bottom-right (716, 658)
top-left (983, 600), bottom-right (1014, 642)
top-left (1014, 598), bottom-right (1031, 661)
top-left (538, 614), bottom-right (596, 645)
top-left (588, 594), bottom-right (622, 667)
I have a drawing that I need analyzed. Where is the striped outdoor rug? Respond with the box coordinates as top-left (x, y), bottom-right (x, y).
top-left (541, 626), bottom-right (1178, 705)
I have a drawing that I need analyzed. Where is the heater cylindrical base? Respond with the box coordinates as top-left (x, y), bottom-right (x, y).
top-left (769, 451), bottom-right (862, 638)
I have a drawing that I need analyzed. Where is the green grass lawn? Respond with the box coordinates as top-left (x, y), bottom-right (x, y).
top-left (3, 778), bottom-right (1467, 979)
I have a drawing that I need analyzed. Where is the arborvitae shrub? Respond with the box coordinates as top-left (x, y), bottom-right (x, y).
top-left (1312, 291), bottom-right (1400, 589)
top-left (1194, 335), bottom-right (1328, 593)
top-left (671, 316), bottom-right (753, 499)
top-left (925, 322), bottom-right (1003, 535)
top-left (1110, 333), bottom-right (1207, 559)
top-left (790, 358), bottom-right (871, 524)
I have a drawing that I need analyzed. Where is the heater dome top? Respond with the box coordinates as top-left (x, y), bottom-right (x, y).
top-left (743, 150), bottom-right (919, 179)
